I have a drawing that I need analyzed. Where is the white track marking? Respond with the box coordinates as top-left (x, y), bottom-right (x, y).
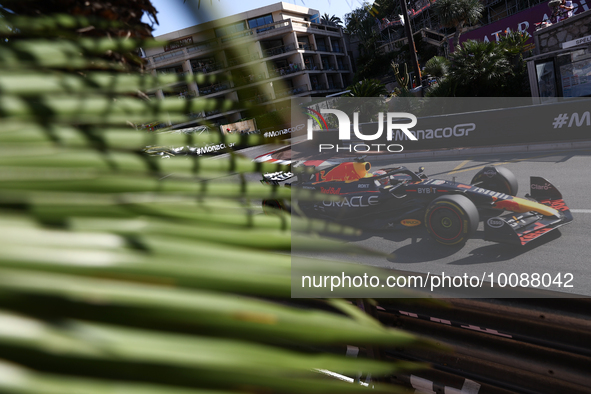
top-left (315, 369), bottom-right (369, 386)
top-left (410, 375), bottom-right (481, 394)
top-left (410, 375), bottom-right (436, 393)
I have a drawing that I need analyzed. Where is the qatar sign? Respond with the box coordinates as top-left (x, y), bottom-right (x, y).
top-left (451, 0), bottom-right (589, 50)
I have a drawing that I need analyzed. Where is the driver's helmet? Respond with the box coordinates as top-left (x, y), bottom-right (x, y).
top-left (372, 170), bottom-right (390, 186)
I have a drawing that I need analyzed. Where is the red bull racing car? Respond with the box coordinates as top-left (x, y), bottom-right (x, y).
top-left (259, 155), bottom-right (573, 246)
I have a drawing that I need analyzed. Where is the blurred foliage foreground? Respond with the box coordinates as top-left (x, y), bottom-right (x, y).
top-left (0, 8), bottom-right (432, 394)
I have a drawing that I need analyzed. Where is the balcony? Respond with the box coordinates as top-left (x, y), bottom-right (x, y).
top-left (158, 69), bottom-right (186, 77)
top-left (328, 83), bottom-right (343, 90)
top-left (292, 20), bottom-right (342, 35)
top-left (192, 62), bottom-right (224, 74)
top-left (164, 91), bottom-right (192, 99)
top-left (188, 111), bottom-right (205, 119)
top-left (205, 109), bottom-right (221, 117)
top-left (186, 40), bottom-right (217, 55)
top-left (322, 63), bottom-right (337, 71)
top-left (262, 43), bottom-right (296, 57)
top-left (221, 30), bottom-right (254, 44)
top-left (311, 83), bottom-right (327, 91)
top-left (153, 49), bottom-right (185, 64)
top-left (228, 52), bottom-right (260, 67)
top-left (309, 23), bottom-right (342, 34)
top-left (275, 84), bottom-right (309, 98)
top-left (243, 93), bottom-right (271, 105)
top-left (268, 63), bottom-right (303, 77)
top-left (254, 20), bottom-right (290, 36)
top-left (292, 20), bottom-right (312, 29)
top-left (302, 62), bottom-right (321, 71)
top-left (234, 73), bottom-right (267, 87)
top-left (148, 19), bottom-right (342, 69)
top-left (221, 20), bottom-right (292, 44)
top-left (198, 83), bottom-right (230, 96)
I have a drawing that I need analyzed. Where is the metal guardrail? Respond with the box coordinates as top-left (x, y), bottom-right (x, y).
top-left (192, 62), bottom-right (224, 73)
top-left (311, 83), bottom-right (327, 91)
top-left (244, 94), bottom-right (271, 104)
top-left (269, 63), bottom-right (303, 77)
top-left (371, 297), bottom-right (591, 393)
top-left (302, 62), bottom-right (321, 71)
top-left (198, 83), bottom-right (229, 95)
top-left (327, 83), bottom-right (344, 90)
top-left (262, 43), bottom-right (295, 57)
top-left (153, 49), bottom-right (184, 64)
top-left (275, 84), bottom-right (309, 98)
top-left (274, 291), bottom-right (590, 391)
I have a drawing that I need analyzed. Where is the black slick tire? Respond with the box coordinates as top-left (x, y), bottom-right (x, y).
top-left (425, 194), bottom-right (479, 246)
top-left (471, 166), bottom-right (518, 196)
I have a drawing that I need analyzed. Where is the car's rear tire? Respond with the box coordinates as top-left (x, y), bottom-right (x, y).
top-left (425, 194), bottom-right (479, 246)
top-left (471, 166), bottom-right (518, 196)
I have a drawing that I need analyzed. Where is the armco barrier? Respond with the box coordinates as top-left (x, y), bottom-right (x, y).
top-left (294, 295), bottom-right (591, 392)
top-left (376, 297), bottom-right (591, 393)
top-left (159, 123), bottom-right (302, 157)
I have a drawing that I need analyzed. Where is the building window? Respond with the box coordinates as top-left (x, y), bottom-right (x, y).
top-left (298, 36), bottom-right (311, 50)
top-left (331, 40), bottom-right (341, 53)
top-left (558, 49), bottom-right (591, 97)
top-left (248, 14), bottom-right (273, 29)
top-left (215, 21), bottom-right (247, 38)
top-left (535, 60), bottom-right (557, 100)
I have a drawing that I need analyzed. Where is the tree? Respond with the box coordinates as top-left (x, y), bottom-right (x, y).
top-left (345, 79), bottom-right (388, 97)
top-left (373, 0), bottom-right (400, 20)
top-left (496, 30), bottom-right (532, 96)
top-left (449, 39), bottom-right (510, 96)
top-left (433, 0), bottom-right (484, 48)
top-left (424, 56), bottom-right (451, 80)
top-left (427, 33), bottom-right (532, 97)
top-left (320, 12), bottom-right (343, 27)
top-left (391, 62), bottom-right (413, 96)
top-left (0, 0), bottom-right (158, 70)
top-left (344, 4), bottom-right (384, 82)
top-left (344, 5), bottom-right (378, 52)
top-left (340, 80), bottom-right (388, 122)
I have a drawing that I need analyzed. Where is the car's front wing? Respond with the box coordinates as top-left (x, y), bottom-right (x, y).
top-left (484, 177), bottom-right (573, 245)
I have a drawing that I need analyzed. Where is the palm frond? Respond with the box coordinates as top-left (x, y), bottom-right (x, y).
top-left (0, 2), bottom-right (432, 393)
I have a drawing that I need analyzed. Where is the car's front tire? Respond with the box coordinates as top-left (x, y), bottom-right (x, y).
top-left (425, 194), bottom-right (479, 245)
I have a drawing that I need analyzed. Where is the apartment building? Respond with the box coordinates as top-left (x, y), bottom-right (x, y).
top-left (143, 2), bottom-right (353, 129)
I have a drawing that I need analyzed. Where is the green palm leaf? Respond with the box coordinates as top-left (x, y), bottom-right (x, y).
top-left (0, 2), bottom-right (435, 392)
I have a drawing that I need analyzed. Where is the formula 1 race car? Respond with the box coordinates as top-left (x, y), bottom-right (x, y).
top-left (260, 157), bottom-right (573, 246)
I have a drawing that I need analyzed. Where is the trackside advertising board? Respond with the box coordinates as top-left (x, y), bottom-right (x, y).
top-left (303, 97), bottom-right (591, 152)
top-left (451, 0), bottom-right (589, 50)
